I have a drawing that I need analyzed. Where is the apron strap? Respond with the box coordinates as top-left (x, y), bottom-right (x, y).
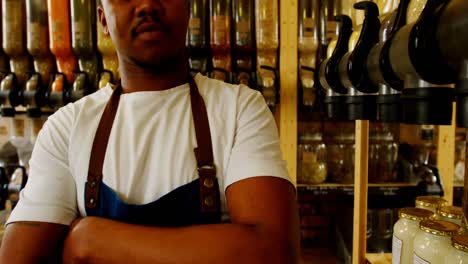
top-left (85, 83), bottom-right (122, 208)
top-left (85, 78), bottom-right (221, 223)
top-left (189, 78), bottom-right (221, 222)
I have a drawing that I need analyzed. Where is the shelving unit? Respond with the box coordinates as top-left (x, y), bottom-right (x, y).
top-left (277, 1), bottom-right (460, 263)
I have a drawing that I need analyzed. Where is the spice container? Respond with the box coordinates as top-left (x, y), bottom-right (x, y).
top-left (413, 219), bottom-right (461, 264)
top-left (392, 207), bottom-right (434, 264)
top-left (298, 133), bottom-right (327, 184)
top-left (326, 130), bottom-right (355, 183)
top-left (445, 235), bottom-right (468, 264)
top-left (368, 130), bottom-right (398, 183)
top-left (437, 206), bottom-right (464, 227)
top-left (416, 196), bottom-right (448, 213)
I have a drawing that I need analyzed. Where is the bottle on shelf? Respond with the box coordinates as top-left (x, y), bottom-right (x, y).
top-left (1, 0), bottom-right (31, 117)
top-left (255, 0), bottom-right (279, 108)
top-left (210, 0), bottom-right (231, 82)
top-left (70, 0), bottom-right (99, 102)
top-left (187, 0), bottom-right (209, 76)
top-left (445, 234), bottom-right (468, 264)
top-left (232, 0), bottom-right (255, 87)
top-left (392, 207), bottom-right (434, 264)
top-left (413, 219), bottom-right (461, 264)
top-left (25, 0), bottom-right (56, 117)
top-left (298, 0), bottom-right (320, 108)
top-left (96, 0), bottom-right (118, 89)
top-left (48, 0), bottom-right (78, 105)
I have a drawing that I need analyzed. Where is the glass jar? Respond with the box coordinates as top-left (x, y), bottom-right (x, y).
top-left (416, 196), bottom-right (448, 213)
top-left (445, 235), bottom-right (468, 264)
top-left (369, 130), bottom-right (398, 183)
top-left (392, 207), bottom-right (434, 264)
top-left (297, 133), bottom-right (327, 184)
top-left (413, 219), bottom-right (461, 264)
top-left (326, 131), bottom-right (355, 184)
top-left (437, 206), bottom-right (464, 227)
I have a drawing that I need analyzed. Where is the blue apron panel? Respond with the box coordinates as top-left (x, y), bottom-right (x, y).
top-left (85, 179), bottom-right (206, 227)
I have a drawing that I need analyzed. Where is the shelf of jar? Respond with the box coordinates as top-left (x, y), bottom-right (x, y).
top-left (298, 183), bottom-right (423, 208)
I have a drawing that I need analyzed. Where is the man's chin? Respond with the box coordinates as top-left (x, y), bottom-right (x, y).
top-left (128, 54), bottom-right (180, 72)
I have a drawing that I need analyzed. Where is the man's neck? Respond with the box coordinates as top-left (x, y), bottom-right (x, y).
top-left (119, 58), bottom-right (190, 93)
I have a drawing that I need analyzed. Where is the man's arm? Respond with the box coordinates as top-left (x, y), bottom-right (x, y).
top-left (63, 177), bottom-right (300, 264)
top-left (0, 222), bottom-right (68, 263)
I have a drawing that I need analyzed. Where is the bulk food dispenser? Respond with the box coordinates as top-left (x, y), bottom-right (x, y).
top-left (69, 0), bottom-right (99, 103)
top-left (298, 0), bottom-right (321, 108)
top-left (187, 0), bottom-right (209, 76)
top-left (255, 0), bottom-right (279, 108)
top-left (24, 0), bottom-right (56, 117)
top-left (0, 0), bottom-right (31, 116)
top-left (47, 0), bottom-right (78, 106)
top-left (338, 1), bottom-right (380, 121)
top-left (232, 0), bottom-right (255, 87)
top-left (96, 0), bottom-right (118, 89)
top-left (210, 0), bottom-right (232, 82)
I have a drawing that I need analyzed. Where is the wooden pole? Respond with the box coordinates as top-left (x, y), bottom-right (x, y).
top-left (279, 0), bottom-right (298, 183)
top-left (353, 120), bottom-right (369, 264)
top-left (437, 104), bottom-right (456, 204)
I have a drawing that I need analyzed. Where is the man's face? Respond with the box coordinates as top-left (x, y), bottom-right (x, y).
top-left (99, 0), bottom-right (189, 67)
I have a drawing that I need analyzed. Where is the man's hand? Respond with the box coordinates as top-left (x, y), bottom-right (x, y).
top-left (63, 217), bottom-right (93, 264)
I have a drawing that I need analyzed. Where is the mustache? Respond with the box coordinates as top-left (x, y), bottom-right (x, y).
top-left (131, 15), bottom-right (167, 38)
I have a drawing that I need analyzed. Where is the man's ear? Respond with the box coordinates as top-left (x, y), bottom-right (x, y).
top-left (98, 6), bottom-right (110, 36)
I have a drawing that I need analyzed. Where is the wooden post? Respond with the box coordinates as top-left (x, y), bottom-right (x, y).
top-left (437, 104), bottom-right (456, 204)
top-left (353, 120), bottom-right (369, 264)
top-left (279, 0), bottom-right (298, 183)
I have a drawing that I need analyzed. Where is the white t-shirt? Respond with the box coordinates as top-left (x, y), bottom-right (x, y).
top-left (7, 74), bottom-right (290, 226)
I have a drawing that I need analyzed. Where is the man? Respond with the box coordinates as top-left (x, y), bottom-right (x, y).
top-left (0, 0), bottom-right (299, 263)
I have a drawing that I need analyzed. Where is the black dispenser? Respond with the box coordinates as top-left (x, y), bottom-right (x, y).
top-left (367, 0), bottom-right (411, 122)
top-left (388, 0), bottom-right (455, 125)
top-left (319, 15), bottom-right (353, 120)
top-left (232, 0), bottom-right (256, 88)
top-left (338, 1), bottom-right (381, 121)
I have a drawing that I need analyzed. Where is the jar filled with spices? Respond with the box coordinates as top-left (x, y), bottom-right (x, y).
top-left (369, 128), bottom-right (398, 183)
top-left (297, 132), bottom-right (327, 184)
top-left (327, 130), bottom-right (355, 183)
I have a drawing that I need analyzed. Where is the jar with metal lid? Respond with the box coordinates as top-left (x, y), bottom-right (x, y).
top-left (413, 219), bottom-right (461, 264)
top-left (437, 206), bottom-right (464, 227)
top-left (297, 133), bottom-right (327, 184)
top-left (392, 207), bottom-right (434, 264)
top-left (416, 196), bottom-right (449, 213)
top-left (445, 234), bottom-right (468, 263)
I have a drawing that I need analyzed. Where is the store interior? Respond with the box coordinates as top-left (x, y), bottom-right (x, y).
top-left (1, 0), bottom-right (468, 263)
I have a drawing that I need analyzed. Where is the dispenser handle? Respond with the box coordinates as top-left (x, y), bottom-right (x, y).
top-left (348, 1), bottom-right (381, 93)
top-left (324, 15), bottom-right (353, 94)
